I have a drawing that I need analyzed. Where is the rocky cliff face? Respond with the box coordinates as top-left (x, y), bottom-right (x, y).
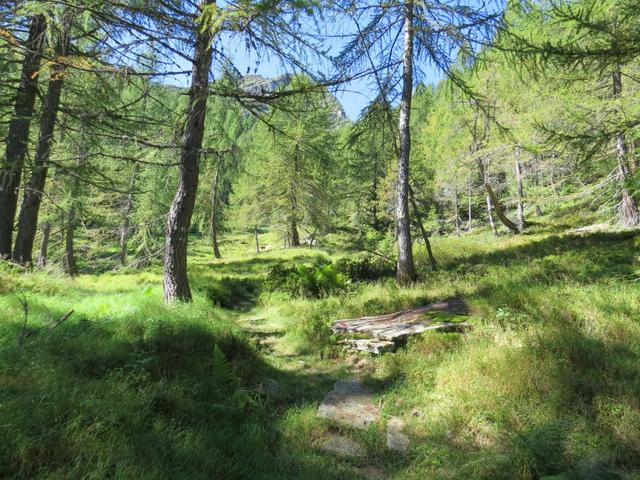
top-left (238, 74), bottom-right (348, 125)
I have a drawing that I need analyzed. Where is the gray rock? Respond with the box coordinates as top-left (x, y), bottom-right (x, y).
top-left (319, 433), bottom-right (366, 457)
top-left (339, 338), bottom-right (396, 354)
top-left (317, 378), bottom-right (379, 430)
top-left (386, 417), bottom-right (410, 452)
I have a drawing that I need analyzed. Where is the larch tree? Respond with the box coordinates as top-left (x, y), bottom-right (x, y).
top-left (0, 10), bottom-right (47, 257)
top-left (504, 0), bottom-right (640, 226)
top-left (336, 0), bottom-right (502, 284)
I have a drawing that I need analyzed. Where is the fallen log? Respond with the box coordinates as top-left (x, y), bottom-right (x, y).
top-left (332, 299), bottom-right (470, 342)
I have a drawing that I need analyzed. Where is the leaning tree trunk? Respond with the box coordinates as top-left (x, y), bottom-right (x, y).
top-left (13, 27), bottom-right (69, 264)
top-left (395, 0), bottom-right (416, 285)
top-left (37, 221), bottom-right (50, 269)
top-left (612, 67), bottom-right (640, 227)
top-left (163, 0), bottom-right (215, 303)
top-left (409, 187), bottom-right (436, 272)
top-left (0, 15), bottom-right (47, 257)
top-left (514, 147), bottom-right (526, 232)
top-left (210, 166), bottom-right (222, 259)
top-left (477, 158), bottom-right (521, 233)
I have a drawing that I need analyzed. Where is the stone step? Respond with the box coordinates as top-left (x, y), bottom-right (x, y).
top-left (338, 338), bottom-right (396, 354)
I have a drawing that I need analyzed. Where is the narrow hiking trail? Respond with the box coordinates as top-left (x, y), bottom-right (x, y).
top-left (232, 307), bottom-right (402, 479)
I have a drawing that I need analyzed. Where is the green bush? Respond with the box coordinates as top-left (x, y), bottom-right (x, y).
top-left (265, 262), bottom-right (349, 298)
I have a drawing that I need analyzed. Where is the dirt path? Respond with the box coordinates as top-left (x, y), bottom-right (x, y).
top-left (234, 308), bottom-right (408, 479)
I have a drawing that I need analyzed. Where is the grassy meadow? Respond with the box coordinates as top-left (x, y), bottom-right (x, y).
top-left (1, 221), bottom-right (640, 479)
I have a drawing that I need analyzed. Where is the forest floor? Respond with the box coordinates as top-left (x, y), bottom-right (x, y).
top-left (1, 221), bottom-right (640, 479)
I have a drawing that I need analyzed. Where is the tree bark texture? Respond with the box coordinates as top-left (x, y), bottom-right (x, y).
top-left (0, 15), bottom-right (47, 257)
top-left (163, 0), bottom-right (215, 303)
top-left (395, 0), bottom-right (416, 285)
top-left (612, 67), bottom-right (640, 227)
top-left (14, 24), bottom-right (70, 264)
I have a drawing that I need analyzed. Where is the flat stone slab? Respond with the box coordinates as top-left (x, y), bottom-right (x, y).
top-left (339, 338), bottom-right (396, 354)
top-left (386, 417), bottom-right (410, 452)
top-left (319, 433), bottom-right (366, 457)
top-left (332, 299), bottom-right (470, 341)
top-left (317, 378), bottom-right (379, 429)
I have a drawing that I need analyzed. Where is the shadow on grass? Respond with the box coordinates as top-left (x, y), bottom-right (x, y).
top-left (0, 307), bottom-right (398, 480)
top-left (389, 321), bottom-right (639, 479)
top-left (440, 230), bottom-right (639, 283)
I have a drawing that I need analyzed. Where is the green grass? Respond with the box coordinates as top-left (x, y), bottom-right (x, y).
top-left (1, 225), bottom-right (640, 478)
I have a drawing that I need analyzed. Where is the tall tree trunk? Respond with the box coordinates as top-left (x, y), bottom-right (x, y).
top-left (37, 221), bottom-right (50, 269)
top-left (163, 0), bottom-right (215, 303)
top-left (290, 217), bottom-right (300, 247)
top-left (612, 67), bottom-right (640, 227)
top-left (0, 15), bottom-right (47, 257)
top-left (486, 195), bottom-right (497, 236)
top-left (13, 26), bottom-right (69, 264)
top-left (395, 0), bottom-right (416, 285)
top-left (65, 147), bottom-right (83, 276)
top-left (477, 158), bottom-right (521, 233)
top-left (64, 204), bottom-right (78, 276)
top-left (210, 166), bottom-right (221, 259)
top-left (119, 170), bottom-right (137, 266)
top-left (254, 225), bottom-right (260, 253)
top-left (515, 147), bottom-right (526, 232)
top-left (467, 174), bottom-right (472, 231)
top-left (453, 187), bottom-right (460, 236)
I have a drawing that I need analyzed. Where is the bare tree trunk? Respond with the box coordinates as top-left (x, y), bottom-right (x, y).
top-left (210, 166), bottom-right (221, 259)
top-left (163, 0), bottom-right (215, 303)
top-left (290, 217), bottom-right (300, 247)
top-left (467, 174), bottom-right (472, 231)
top-left (119, 171), bottom-right (137, 266)
top-left (486, 195), bottom-right (497, 236)
top-left (37, 221), bottom-right (50, 269)
top-left (0, 15), bottom-right (47, 257)
top-left (612, 67), bottom-right (640, 227)
top-left (409, 188), bottom-right (436, 272)
top-left (395, 0), bottom-right (416, 285)
top-left (478, 158), bottom-right (521, 233)
top-left (64, 204), bottom-right (78, 276)
top-left (14, 25), bottom-right (69, 264)
top-left (515, 147), bottom-right (526, 232)
top-left (254, 225), bottom-right (260, 253)
top-left (453, 187), bottom-right (460, 236)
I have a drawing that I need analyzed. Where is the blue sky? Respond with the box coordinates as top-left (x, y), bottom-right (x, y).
top-left (161, 2), bottom-right (484, 121)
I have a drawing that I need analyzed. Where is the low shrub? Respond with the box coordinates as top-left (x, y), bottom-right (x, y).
top-left (265, 262), bottom-right (349, 298)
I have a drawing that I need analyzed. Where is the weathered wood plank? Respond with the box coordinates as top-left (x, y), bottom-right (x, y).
top-left (331, 299), bottom-right (469, 341)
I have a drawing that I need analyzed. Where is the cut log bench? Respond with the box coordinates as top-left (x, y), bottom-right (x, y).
top-left (333, 299), bottom-right (471, 354)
